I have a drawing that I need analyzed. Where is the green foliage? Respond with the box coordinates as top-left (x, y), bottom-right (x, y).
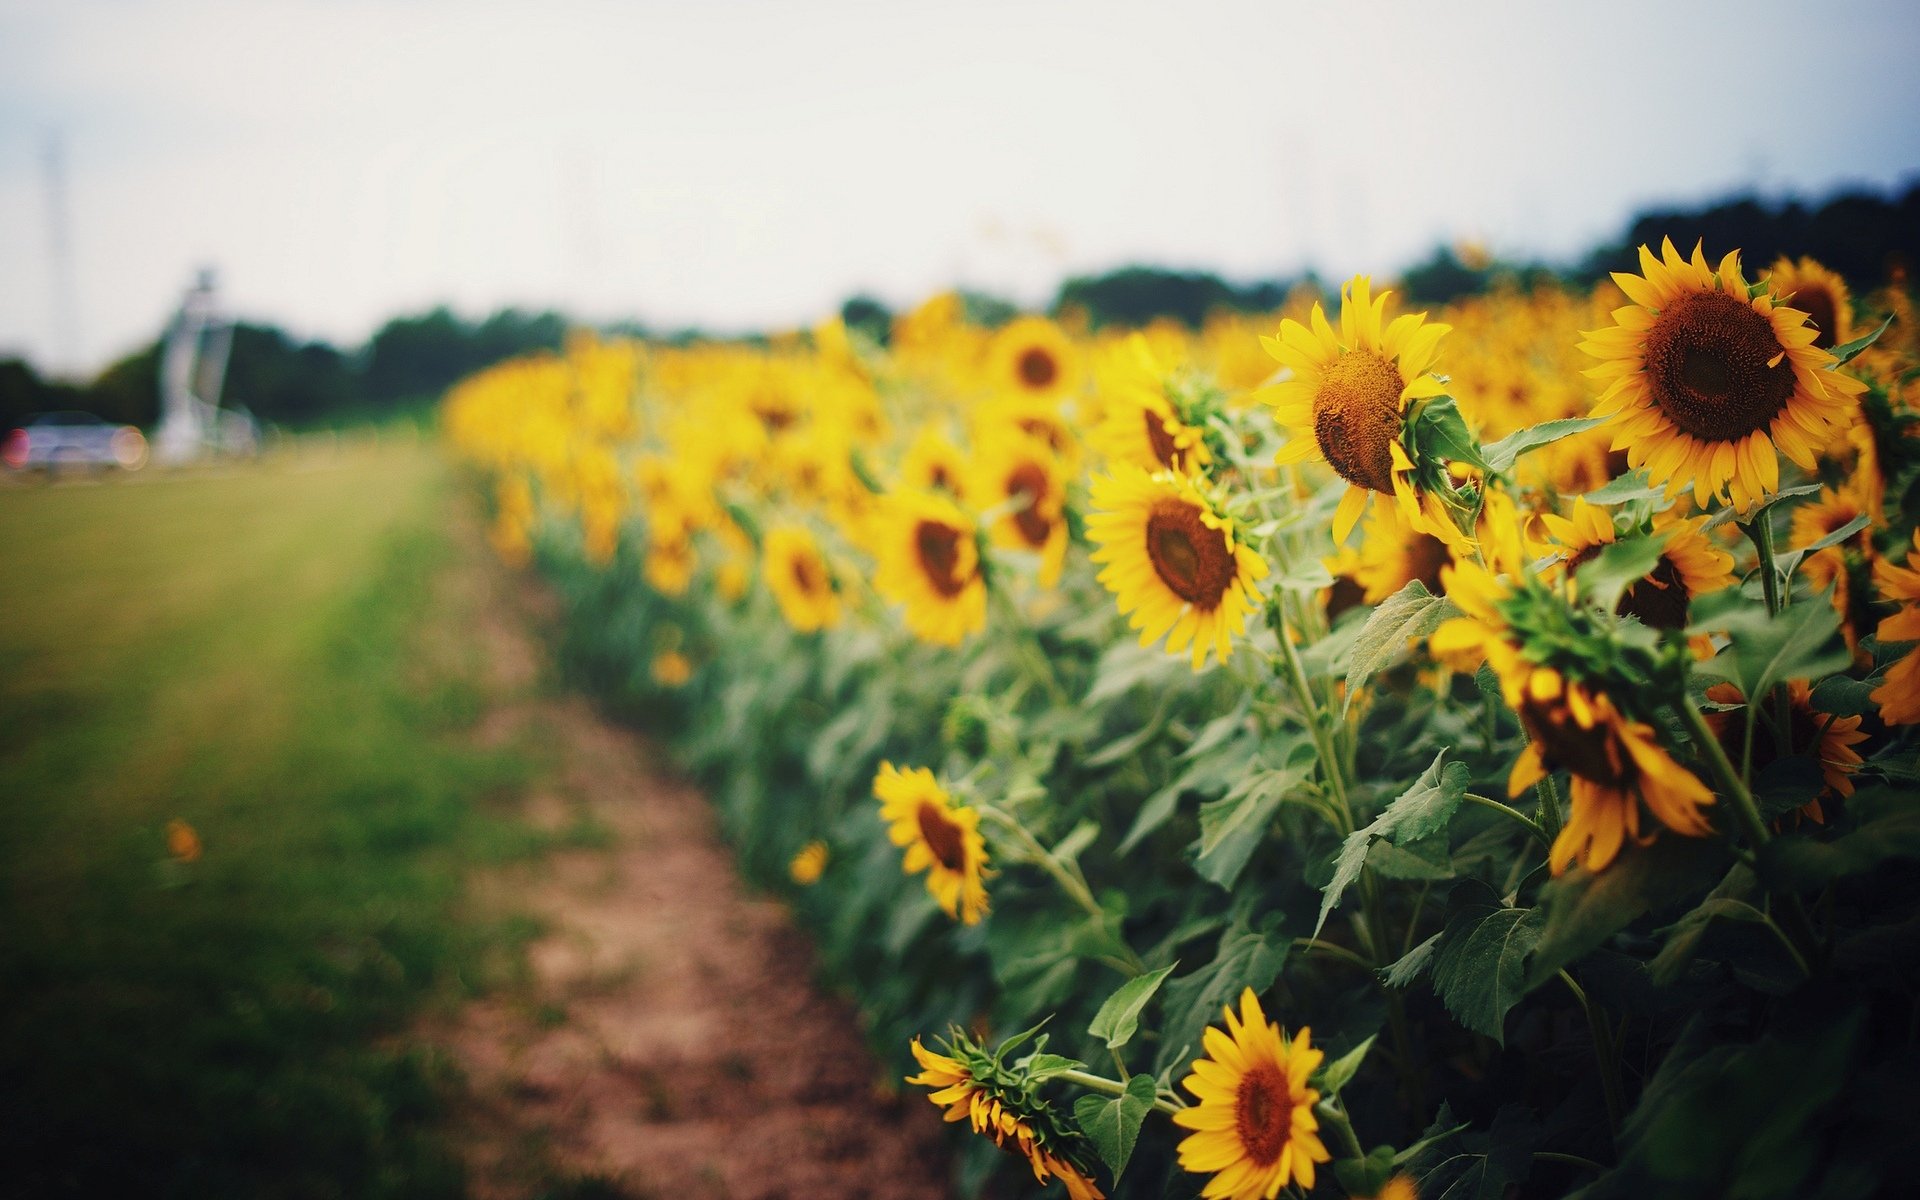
top-left (1088, 964), bottom-right (1177, 1051)
top-left (1073, 1074), bottom-right (1157, 1178)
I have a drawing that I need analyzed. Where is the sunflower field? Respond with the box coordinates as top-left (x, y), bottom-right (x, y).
top-left (444, 243), bottom-right (1920, 1200)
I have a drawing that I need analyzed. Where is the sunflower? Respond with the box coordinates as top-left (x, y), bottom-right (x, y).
top-left (900, 427), bottom-right (971, 502)
top-left (988, 315), bottom-right (1081, 405)
top-left (1791, 483), bottom-right (1874, 658)
top-left (1540, 498), bottom-right (1735, 633)
top-left (762, 523), bottom-right (841, 632)
top-left (644, 517), bottom-right (697, 596)
top-left (1871, 529), bottom-right (1920, 725)
top-left (1579, 239), bottom-right (1866, 511)
top-left (1351, 500), bottom-right (1457, 605)
top-left (906, 1037), bottom-right (1105, 1199)
top-left (871, 491), bottom-right (988, 646)
top-left (788, 839), bottom-right (828, 885)
top-left (1767, 256), bottom-right (1854, 351)
top-left (166, 819), bottom-right (203, 864)
top-left (650, 649), bottom-right (693, 687)
top-left (1087, 465), bottom-right (1269, 670)
top-left (1433, 560), bottom-right (1716, 874)
top-left (1171, 987), bottom-right (1330, 1199)
top-left (1704, 680), bottom-right (1866, 823)
top-left (972, 432), bottom-right (1071, 586)
top-left (1261, 276), bottom-right (1458, 546)
top-left (875, 763), bottom-right (990, 924)
top-left (1093, 333), bottom-right (1214, 474)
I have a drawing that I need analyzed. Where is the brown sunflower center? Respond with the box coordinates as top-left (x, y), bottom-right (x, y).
top-left (1144, 408), bottom-right (1183, 468)
top-left (1233, 1062), bottom-right (1293, 1167)
top-left (1405, 532), bottom-right (1453, 595)
top-left (1643, 290), bottom-right (1796, 443)
top-left (1018, 417), bottom-right (1070, 457)
top-left (1005, 463), bottom-right (1054, 548)
top-left (791, 551), bottom-right (827, 598)
top-left (1017, 346), bottom-right (1059, 389)
top-left (1312, 350), bottom-right (1404, 494)
top-left (914, 519), bottom-right (970, 597)
top-left (915, 801), bottom-right (968, 872)
top-left (1789, 284), bottom-right (1842, 351)
top-left (929, 464), bottom-right (956, 493)
top-left (1519, 697), bottom-right (1630, 787)
top-left (1145, 499), bottom-right (1235, 609)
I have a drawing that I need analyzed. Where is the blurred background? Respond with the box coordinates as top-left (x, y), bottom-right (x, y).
top-left (4, 0), bottom-right (1920, 429)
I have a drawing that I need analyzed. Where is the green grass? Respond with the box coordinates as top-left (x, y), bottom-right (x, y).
top-left (0, 442), bottom-right (547, 1198)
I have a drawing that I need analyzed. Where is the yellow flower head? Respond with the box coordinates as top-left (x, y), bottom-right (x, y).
top-left (1539, 498), bottom-right (1735, 635)
top-left (988, 315), bottom-right (1082, 405)
top-left (971, 431), bottom-right (1072, 587)
top-left (1087, 465), bottom-right (1269, 670)
top-left (650, 650), bottom-right (693, 688)
top-left (762, 523), bottom-right (841, 633)
top-left (1261, 275), bottom-right (1455, 546)
top-left (906, 1036), bottom-right (1105, 1199)
top-left (1870, 529), bottom-right (1920, 725)
top-left (1579, 239), bottom-right (1866, 511)
top-left (1767, 255), bottom-right (1854, 351)
top-left (788, 839), bottom-right (829, 885)
top-left (871, 491), bottom-right (988, 647)
top-left (875, 763), bottom-right (990, 924)
top-left (1172, 988), bottom-right (1331, 1199)
top-left (166, 819), bottom-right (202, 864)
top-left (1093, 333), bottom-right (1214, 475)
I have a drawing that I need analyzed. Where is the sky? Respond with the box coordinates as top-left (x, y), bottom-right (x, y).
top-left (2, 0), bottom-right (1918, 377)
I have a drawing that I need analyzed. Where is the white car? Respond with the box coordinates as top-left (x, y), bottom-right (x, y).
top-left (3, 412), bottom-right (148, 471)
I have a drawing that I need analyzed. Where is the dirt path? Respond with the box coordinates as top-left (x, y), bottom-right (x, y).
top-left (438, 514), bottom-right (953, 1200)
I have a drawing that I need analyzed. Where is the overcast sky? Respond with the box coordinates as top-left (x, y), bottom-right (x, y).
top-left (3, 0), bottom-right (1918, 376)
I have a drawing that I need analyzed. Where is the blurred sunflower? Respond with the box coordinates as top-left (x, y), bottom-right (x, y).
top-left (1871, 529), bottom-right (1920, 725)
top-left (762, 524), bottom-right (841, 632)
top-left (972, 432), bottom-right (1071, 586)
top-left (1767, 256), bottom-right (1854, 351)
top-left (1791, 483), bottom-right (1874, 657)
top-left (788, 839), bottom-right (829, 885)
top-left (650, 649), bottom-right (693, 687)
top-left (1087, 465), bottom-right (1269, 670)
top-left (872, 491), bottom-right (987, 646)
top-left (643, 518), bottom-right (697, 596)
top-left (1261, 276), bottom-right (1458, 546)
top-left (1704, 680), bottom-right (1865, 824)
top-left (1172, 988), bottom-right (1329, 1199)
top-left (1433, 559), bottom-right (1715, 873)
top-left (1580, 239), bottom-right (1866, 511)
top-left (875, 763), bottom-right (989, 924)
top-left (1540, 499), bottom-right (1734, 633)
top-left (907, 1036), bottom-right (1104, 1199)
top-left (166, 819), bottom-right (203, 864)
top-left (900, 427), bottom-right (971, 502)
top-left (1093, 333), bottom-right (1214, 474)
top-left (988, 315), bottom-right (1081, 405)
top-left (1352, 500), bottom-right (1457, 604)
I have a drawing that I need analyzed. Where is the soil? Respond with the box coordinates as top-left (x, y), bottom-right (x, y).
top-left (437, 510), bottom-right (954, 1200)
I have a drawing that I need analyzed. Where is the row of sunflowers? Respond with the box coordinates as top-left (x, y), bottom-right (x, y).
top-left (445, 243), bottom-right (1920, 1200)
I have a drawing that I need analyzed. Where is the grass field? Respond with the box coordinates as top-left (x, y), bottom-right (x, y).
top-left (0, 441), bottom-right (552, 1198)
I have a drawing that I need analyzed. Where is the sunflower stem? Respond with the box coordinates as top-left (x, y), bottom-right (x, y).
top-left (1271, 598), bottom-right (1354, 832)
top-left (1461, 793), bottom-right (1553, 852)
top-left (1676, 696), bottom-right (1821, 974)
top-left (1557, 969), bottom-right (1624, 1145)
top-left (978, 806), bottom-right (1147, 976)
top-left (1291, 937), bottom-right (1376, 973)
top-left (1744, 513), bottom-right (1798, 744)
top-left (1533, 770), bottom-right (1565, 842)
top-left (1313, 1098), bottom-right (1367, 1162)
top-left (1055, 1069), bottom-right (1183, 1116)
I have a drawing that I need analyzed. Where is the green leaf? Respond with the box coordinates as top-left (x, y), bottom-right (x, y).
top-left (1193, 754), bottom-right (1313, 890)
top-left (1573, 534), bottom-right (1666, 615)
top-left (1829, 312), bottom-right (1894, 366)
top-left (1483, 416), bottom-right (1606, 473)
top-left (1315, 1034), bottom-right (1376, 1095)
top-left (1527, 837), bottom-right (1729, 988)
top-left (1583, 468), bottom-right (1663, 505)
top-left (1014, 1051), bottom-right (1085, 1084)
top-left (1407, 395), bottom-right (1491, 472)
top-left (1314, 752), bottom-right (1470, 937)
top-left (1384, 931), bottom-right (1442, 988)
top-left (1334, 1146), bottom-right (1399, 1200)
top-left (1073, 1074), bottom-right (1157, 1180)
top-left (1428, 882), bottom-right (1545, 1045)
top-left (1087, 963), bottom-right (1178, 1051)
top-left (1691, 588), bottom-right (1850, 703)
top-left (1344, 581), bottom-right (1460, 716)
top-left (1155, 921), bottom-right (1290, 1075)
top-left (1762, 786), bottom-right (1920, 888)
top-left (1800, 511), bottom-right (1870, 554)
top-left (1648, 897), bottom-right (1773, 986)
top-left (1750, 756), bottom-right (1826, 822)
top-left (1809, 673), bottom-right (1878, 717)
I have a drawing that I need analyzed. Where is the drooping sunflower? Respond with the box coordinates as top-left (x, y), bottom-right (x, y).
top-left (875, 763), bottom-right (990, 924)
top-left (1172, 987), bottom-right (1330, 1199)
top-left (906, 1036), bottom-right (1104, 1199)
top-left (871, 491), bottom-right (988, 647)
top-left (1540, 498), bottom-right (1735, 634)
top-left (971, 431), bottom-right (1071, 586)
top-left (761, 523), bottom-right (841, 633)
top-left (1767, 256), bottom-right (1854, 351)
top-left (1871, 529), bottom-right (1920, 725)
top-left (1704, 680), bottom-right (1866, 824)
top-left (1087, 465), bottom-right (1269, 670)
top-left (1433, 559), bottom-right (1716, 874)
top-left (1261, 276), bottom-right (1458, 546)
top-left (1093, 333), bottom-right (1214, 474)
top-left (1580, 239), bottom-right (1867, 511)
top-left (988, 314), bottom-right (1081, 405)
